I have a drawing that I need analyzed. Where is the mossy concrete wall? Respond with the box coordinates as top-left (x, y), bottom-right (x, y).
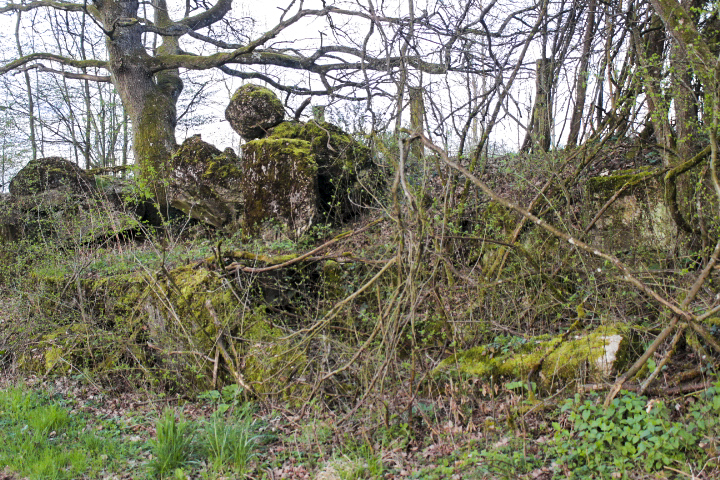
top-left (18, 262), bottom-right (311, 399)
top-left (169, 135), bottom-right (244, 229)
top-left (241, 138), bottom-right (319, 240)
top-left (268, 121), bottom-right (375, 220)
top-left (585, 169), bottom-right (675, 252)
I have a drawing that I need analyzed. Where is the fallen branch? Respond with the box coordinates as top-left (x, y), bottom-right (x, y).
top-left (223, 218), bottom-right (385, 274)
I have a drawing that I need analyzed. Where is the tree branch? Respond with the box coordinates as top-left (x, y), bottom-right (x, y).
top-left (0, 53), bottom-right (108, 76)
top-left (180, 0), bottom-right (233, 30)
top-left (16, 63), bottom-right (111, 82)
top-left (0, 0), bottom-right (87, 14)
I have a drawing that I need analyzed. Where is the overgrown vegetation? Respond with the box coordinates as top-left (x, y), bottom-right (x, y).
top-left (4, 0), bottom-right (720, 476)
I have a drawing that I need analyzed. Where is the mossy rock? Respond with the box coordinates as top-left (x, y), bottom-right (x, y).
top-left (17, 255), bottom-right (330, 397)
top-left (9, 157), bottom-right (94, 197)
top-left (225, 84), bottom-right (285, 141)
top-left (16, 323), bottom-right (140, 376)
top-left (169, 135), bottom-right (244, 228)
top-left (241, 137), bottom-right (319, 239)
top-left (585, 168), bottom-right (675, 252)
top-left (585, 168), bottom-right (655, 200)
top-left (436, 325), bottom-right (632, 390)
top-left (268, 121), bottom-right (377, 220)
top-left (0, 188), bottom-right (141, 247)
top-left (240, 306), bottom-right (309, 404)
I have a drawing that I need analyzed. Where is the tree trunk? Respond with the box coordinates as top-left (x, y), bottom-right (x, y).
top-left (99, 0), bottom-right (182, 198)
top-left (670, 0), bottom-right (701, 161)
top-left (567, 0), bottom-right (596, 147)
top-left (640, 14), bottom-right (673, 165)
top-left (409, 86), bottom-right (425, 159)
top-left (522, 58), bottom-right (554, 153)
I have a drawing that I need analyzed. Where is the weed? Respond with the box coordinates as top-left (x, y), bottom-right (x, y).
top-left (550, 391), bottom-right (697, 478)
top-left (199, 396), bottom-right (265, 475)
top-left (149, 408), bottom-right (196, 478)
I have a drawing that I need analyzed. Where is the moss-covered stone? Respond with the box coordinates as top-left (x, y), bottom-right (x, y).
top-left (585, 168), bottom-right (655, 199)
top-left (17, 257), bottom-right (320, 395)
top-left (436, 325), bottom-right (631, 389)
top-left (0, 186), bottom-right (142, 247)
top-left (268, 121), bottom-right (376, 220)
top-left (169, 135), bottom-right (244, 228)
top-left (241, 137), bottom-right (318, 239)
top-left (225, 84), bottom-right (285, 141)
top-left (9, 157), bottom-right (95, 197)
top-left (241, 306), bottom-right (309, 403)
top-left (585, 168), bottom-right (675, 252)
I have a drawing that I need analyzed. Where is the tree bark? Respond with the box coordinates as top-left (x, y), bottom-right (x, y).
top-left (567, 0), bottom-right (596, 147)
top-left (522, 58), bottom-right (554, 153)
top-left (99, 0), bottom-right (181, 197)
top-left (409, 86), bottom-right (425, 159)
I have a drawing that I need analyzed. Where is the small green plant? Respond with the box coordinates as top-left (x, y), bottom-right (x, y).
top-left (201, 400), bottom-right (263, 475)
top-left (334, 443), bottom-right (384, 479)
top-left (28, 404), bottom-right (69, 440)
top-left (149, 408), bottom-right (196, 479)
top-left (475, 447), bottom-right (539, 479)
top-left (0, 385), bottom-right (138, 480)
top-left (551, 392), bottom-right (697, 478)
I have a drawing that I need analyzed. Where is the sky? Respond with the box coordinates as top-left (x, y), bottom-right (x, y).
top-left (0, 0), bottom-right (594, 177)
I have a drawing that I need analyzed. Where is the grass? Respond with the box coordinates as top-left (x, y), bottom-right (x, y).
top-left (0, 385), bottom-right (141, 480)
top-left (149, 408), bottom-right (195, 479)
top-left (0, 383), bottom-right (269, 480)
top-left (202, 404), bottom-right (263, 475)
top-left (1, 378), bottom-right (720, 479)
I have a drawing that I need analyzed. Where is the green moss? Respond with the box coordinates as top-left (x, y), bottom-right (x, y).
top-left (321, 260), bottom-right (345, 300)
top-left (437, 326), bottom-right (630, 389)
top-left (268, 121), bottom-right (371, 170)
top-left (172, 136), bottom-right (242, 183)
top-left (231, 84), bottom-right (282, 107)
top-left (265, 120), bottom-right (374, 221)
top-left (237, 306), bottom-right (309, 404)
top-left (133, 89), bottom-right (178, 189)
top-left (241, 138), bottom-right (318, 237)
top-left (586, 168), bottom-right (655, 198)
top-left (19, 253), bottom-right (319, 397)
top-left (702, 317), bottom-right (720, 326)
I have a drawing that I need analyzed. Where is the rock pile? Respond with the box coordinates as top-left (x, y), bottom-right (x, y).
top-left (3, 83), bottom-right (378, 243)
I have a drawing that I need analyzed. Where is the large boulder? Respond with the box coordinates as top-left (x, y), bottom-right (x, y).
top-left (267, 121), bottom-right (377, 220)
top-left (241, 138), bottom-right (318, 239)
top-left (225, 84), bottom-right (285, 141)
top-left (9, 156), bottom-right (94, 196)
top-left (168, 135), bottom-right (244, 228)
top-left (2, 158), bottom-right (141, 245)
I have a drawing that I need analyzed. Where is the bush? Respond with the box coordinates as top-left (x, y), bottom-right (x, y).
top-left (551, 392), bottom-right (697, 478)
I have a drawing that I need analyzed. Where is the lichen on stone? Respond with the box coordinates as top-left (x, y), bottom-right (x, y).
top-left (436, 325), bottom-right (631, 389)
top-left (267, 120), bottom-right (376, 220)
top-left (169, 135), bottom-right (244, 228)
top-left (225, 84), bottom-right (285, 141)
top-left (241, 137), bottom-right (319, 239)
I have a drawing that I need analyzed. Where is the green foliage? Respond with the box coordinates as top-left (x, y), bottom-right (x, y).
top-left (202, 405), bottom-right (262, 474)
top-left (475, 447), bottom-right (540, 479)
top-left (333, 443), bottom-right (385, 480)
top-left (0, 385), bottom-right (139, 480)
top-left (149, 408), bottom-right (196, 479)
top-left (198, 385), bottom-right (269, 475)
top-left (550, 392), bottom-right (698, 478)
